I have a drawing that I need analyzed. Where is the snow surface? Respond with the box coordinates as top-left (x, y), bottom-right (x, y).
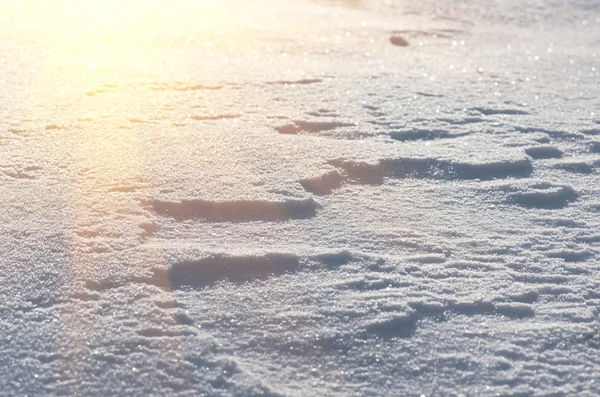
top-left (1, 0), bottom-right (600, 395)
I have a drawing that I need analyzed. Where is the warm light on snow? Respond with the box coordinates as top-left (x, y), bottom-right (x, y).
top-left (1, 0), bottom-right (599, 396)
top-left (2, 0), bottom-right (259, 83)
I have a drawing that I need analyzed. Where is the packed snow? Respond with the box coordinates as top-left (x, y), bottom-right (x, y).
top-left (1, 0), bottom-right (599, 395)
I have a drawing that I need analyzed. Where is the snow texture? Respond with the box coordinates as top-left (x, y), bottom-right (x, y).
top-left (1, 0), bottom-right (600, 396)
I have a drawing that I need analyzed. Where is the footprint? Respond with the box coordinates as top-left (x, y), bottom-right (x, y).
top-left (275, 120), bottom-right (355, 135)
top-left (525, 145), bottom-right (563, 159)
top-left (153, 197), bottom-right (319, 222)
top-left (470, 107), bottom-right (529, 116)
top-left (502, 182), bottom-right (578, 209)
top-left (390, 128), bottom-right (469, 142)
top-left (147, 253), bottom-right (301, 289)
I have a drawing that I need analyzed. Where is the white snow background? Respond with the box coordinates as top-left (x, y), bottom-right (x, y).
top-left (1, 0), bottom-right (599, 395)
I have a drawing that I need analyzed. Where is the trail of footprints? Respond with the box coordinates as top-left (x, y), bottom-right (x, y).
top-left (72, 74), bottom-right (597, 342)
top-left (157, 99), bottom-right (593, 241)
top-left (76, 248), bottom-right (552, 343)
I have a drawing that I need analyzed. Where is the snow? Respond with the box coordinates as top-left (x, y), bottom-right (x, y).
top-left (1, 0), bottom-right (600, 396)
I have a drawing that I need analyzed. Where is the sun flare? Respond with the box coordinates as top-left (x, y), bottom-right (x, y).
top-left (3, 0), bottom-right (256, 84)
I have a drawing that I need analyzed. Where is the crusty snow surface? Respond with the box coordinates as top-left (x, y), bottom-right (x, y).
top-left (1, 0), bottom-right (600, 396)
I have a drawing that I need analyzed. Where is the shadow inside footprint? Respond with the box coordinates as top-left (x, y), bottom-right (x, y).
top-left (146, 254), bottom-right (301, 290)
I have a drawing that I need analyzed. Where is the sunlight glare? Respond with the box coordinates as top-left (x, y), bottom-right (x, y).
top-left (5, 0), bottom-right (254, 82)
